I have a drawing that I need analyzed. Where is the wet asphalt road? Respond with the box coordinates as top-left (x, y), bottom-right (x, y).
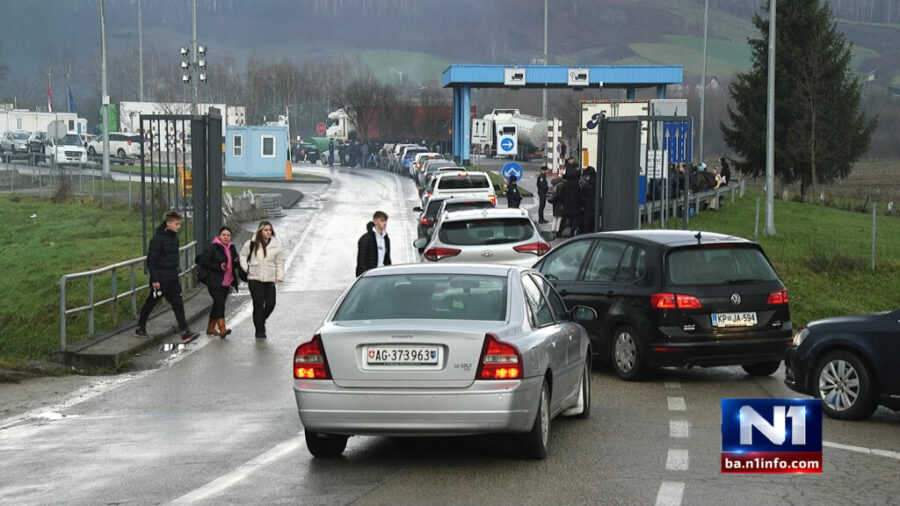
top-left (0, 163), bottom-right (898, 505)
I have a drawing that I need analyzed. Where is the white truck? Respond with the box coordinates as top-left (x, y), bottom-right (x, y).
top-left (579, 98), bottom-right (688, 170)
top-left (44, 133), bottom-right (88, 166)
top-left (471, 109), bottom-right (547, 159)
top-left (325, 109), bottom-right (353, 141)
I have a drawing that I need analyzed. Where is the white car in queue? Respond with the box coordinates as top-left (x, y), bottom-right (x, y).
top-left (293, 263), bottom-right (596, 459)
top-left (414, 208), bottom-right (555, 267)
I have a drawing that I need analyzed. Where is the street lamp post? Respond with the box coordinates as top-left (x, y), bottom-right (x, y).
top-left (764, 0), bottom-right (777, 236)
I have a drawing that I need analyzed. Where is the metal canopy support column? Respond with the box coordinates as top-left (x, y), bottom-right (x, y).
top-left (657, 85), bottom-right (666, 99)
top-left (452, 86), bottom-right (461, 161)
top-left (461, 85), bottom-right (471, 166)
top-left (626, 87), bottom-right (636, 99)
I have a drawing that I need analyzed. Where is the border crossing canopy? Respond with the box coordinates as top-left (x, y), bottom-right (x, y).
top-left (441, 64), bottom-right (683, 164)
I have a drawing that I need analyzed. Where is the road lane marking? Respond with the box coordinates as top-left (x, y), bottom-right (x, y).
top-left (664, 380), bottom-right (681, 389)
top-left (666, 449), bottom-right (689, 471)
top-left (669, 420), bottom-right (689, 438)
top-left (171, 432), bottom-right (305, 504)
top-left (824, 441), bottom-right (900, 460)
top-left (655, 481), bottom-right (685, 506)
top-left (667, 397), bottom-right (686, 411)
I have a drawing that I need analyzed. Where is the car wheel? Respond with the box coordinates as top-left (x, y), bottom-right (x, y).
top-left (814, 351), bottom-right (877, 420)
top-left (88, 146), bottom-right (96, 156)
top-left (304, 430), bottom-right (348, 458)
top-left (741, 361), bottom-right (781, 376)
top-left (514, 380), bottom-right (549, 459)
top-left (564, 355), bottom-right (592, 419)
top-left (117, 148), bottom-right (126, 159)
top-left (611, 324), bottom-right (645, 381)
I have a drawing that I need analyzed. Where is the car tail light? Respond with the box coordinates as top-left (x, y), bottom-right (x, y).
top-left (514, 241), bottom-right (551, 256)
top-left (420, 217), bottom-right (434, 225)
top-left (476, 333), bottom-right (522, 380)
top-left (423, 247), bottom-right (461, 262)
top-left (651, 293), bottom-right (702, 309)
top-left (424, 192), bottom-right (432, 200)
top-left (676, 294), bottom-right (702, 309)
top-left (767, 288), bottom-right (789, 305)
top-left (293, 334), bottom-right (330, 379)
top-left (489, 195), bottom-right (496, 205)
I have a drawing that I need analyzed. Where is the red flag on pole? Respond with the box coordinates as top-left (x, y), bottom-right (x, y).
top-left (47, 81), bottom-right (53, 112)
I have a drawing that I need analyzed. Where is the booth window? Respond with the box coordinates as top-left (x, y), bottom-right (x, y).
top-left (233, 135), bottom-right (243, 157)
top-left (261, 135), bottom-right (275, 158)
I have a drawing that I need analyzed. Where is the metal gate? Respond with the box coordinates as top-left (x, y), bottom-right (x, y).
top-left (594, 115), bottom-right (693, 232)
top-left (139, 108), bottom-right (223, 253)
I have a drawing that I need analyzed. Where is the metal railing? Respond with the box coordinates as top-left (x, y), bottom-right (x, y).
top-left (58, 241), bottom-right (198, 350)
top-left (641, 180), bottom-right (745, 228)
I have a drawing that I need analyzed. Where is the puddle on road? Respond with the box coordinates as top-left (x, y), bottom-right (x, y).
top-left (158, 343), bottom-right (189, 352)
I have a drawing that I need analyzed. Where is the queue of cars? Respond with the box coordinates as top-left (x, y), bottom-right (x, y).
top-left (1, 128), bottom-right (144, 165)
top-left (293, 165), bottom-right (898, 459)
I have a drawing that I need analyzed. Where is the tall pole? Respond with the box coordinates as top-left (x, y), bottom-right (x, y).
top-left (100, 0), bottom-right (110, 178)
top-left (699, 0), bottom-right (709, 166)
top-left (138, 0), bottom-right (143, 102)
top-left (541, 0), bottom-right (548, 120)
top-left (191, 0), bottom-right (198, 116)
top-left (764, 0), bottom-right (777, 235)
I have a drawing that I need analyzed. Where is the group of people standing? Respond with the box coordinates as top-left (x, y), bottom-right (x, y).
top-left (535, 157), bottom-right (598, 238)
top-left (135, 215), bottom-right (284, 343)
top-left (327, 138), bottom-right (374, 168)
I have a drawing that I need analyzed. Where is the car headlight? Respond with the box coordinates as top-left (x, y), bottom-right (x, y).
top-left (792, 327), bottom-right (809, 347)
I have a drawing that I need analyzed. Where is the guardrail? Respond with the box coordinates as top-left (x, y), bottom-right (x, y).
top-left (58, 241), bottom-right (198, 350)
top-left (641, 180), bottom-right (745, 227)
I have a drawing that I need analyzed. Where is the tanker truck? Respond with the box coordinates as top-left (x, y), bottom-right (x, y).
top-left (471, 109), bottom-right (547, 159)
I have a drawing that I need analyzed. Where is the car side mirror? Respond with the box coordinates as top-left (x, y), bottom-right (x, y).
top-left (570, 305), bottom-right (597, 322)
top-left (540, 231), bottom-right (556, 242)
top-left (413, 238), bottom-right (428, 249)
top-left (413, 206), bottom-right (422, 212)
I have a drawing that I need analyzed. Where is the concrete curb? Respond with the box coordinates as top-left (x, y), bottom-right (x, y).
top-left (52, 288), bottom-right (214, 370)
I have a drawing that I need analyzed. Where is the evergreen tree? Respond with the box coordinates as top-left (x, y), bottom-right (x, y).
top-left (721, 0), bottom-right (876, 200)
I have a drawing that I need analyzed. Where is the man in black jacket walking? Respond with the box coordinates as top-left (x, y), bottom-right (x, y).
top-left (135, 211), bottom-right (196, 341)
top-left (356, 211), bottom-right (392, 276)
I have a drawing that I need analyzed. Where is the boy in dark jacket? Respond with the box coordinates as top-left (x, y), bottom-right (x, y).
top-left (356, 211), bottom-right (392, 276)
top-left (135, 211), bottom-right (196, 341)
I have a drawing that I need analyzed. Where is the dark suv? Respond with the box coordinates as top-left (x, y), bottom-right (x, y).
top-left (534, 230), bottom-right (792, 381)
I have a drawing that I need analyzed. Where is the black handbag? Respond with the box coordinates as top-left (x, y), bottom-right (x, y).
top-left (237, 264), bottom-right (249, 282)
top-left (195, 254), bottom-right (211, 285)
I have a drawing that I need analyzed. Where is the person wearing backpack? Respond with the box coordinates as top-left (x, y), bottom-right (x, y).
top-left (196, 226), bottom-right (240, 338)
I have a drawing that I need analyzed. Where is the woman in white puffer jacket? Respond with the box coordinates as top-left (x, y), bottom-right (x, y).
top-left (240, 221), bottom-right (284, 338)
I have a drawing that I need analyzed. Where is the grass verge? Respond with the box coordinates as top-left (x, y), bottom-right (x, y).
top-left (649, 190), bottom-right (900, 326)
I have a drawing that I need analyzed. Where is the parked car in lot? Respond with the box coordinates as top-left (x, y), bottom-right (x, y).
top-left (87, 132), bottom-right (143, 159)
top-left (0, 130), bottom-right (31, 158)
top-left (784, 308), bottom-right (900, 420)
top-left (28, 131), bottom-right (48, 160)
top-left (291, 141), bottom-right (320, 163)
top-left (534, 230), bottom-right (793, 381)
top-left (45, 134), bottom-right (88, 166)
top-left (414, 208), bottom-right (554, 267)
top-left (293, 263), bottom-right (597, 459)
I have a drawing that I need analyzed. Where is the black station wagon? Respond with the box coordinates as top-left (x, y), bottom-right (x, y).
top-left (534, 230), bottom-right (792, 381)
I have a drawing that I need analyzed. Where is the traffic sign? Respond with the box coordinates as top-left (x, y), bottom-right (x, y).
top-left (498, 134), bottom-right (517, 155)
top-left (501, 162), bottom-right (523, 182)
top-left (316, 122), bottom-right (326, 135)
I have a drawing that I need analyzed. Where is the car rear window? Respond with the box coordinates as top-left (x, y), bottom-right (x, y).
top-left (425, 162), bottom-right (456, 173)
top-left (437, 175), bottom-right (490, 189)
top-left (334, 274), bottom-right (507, 321)
top-left (665, 246), bottom-right (780, 286)
top-left (425, 198), bottom-right (448, 219)
top-left (442, 201), bottom-right (494, 214)
top-left (438, 218), bottom-right (534, 246)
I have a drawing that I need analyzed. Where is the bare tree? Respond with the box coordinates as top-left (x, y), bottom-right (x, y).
top-left (333, 66), bottom-right (393, 140)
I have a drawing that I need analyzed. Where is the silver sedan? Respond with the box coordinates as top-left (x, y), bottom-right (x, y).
top-left (293, 263), bottom-right (596, 459)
